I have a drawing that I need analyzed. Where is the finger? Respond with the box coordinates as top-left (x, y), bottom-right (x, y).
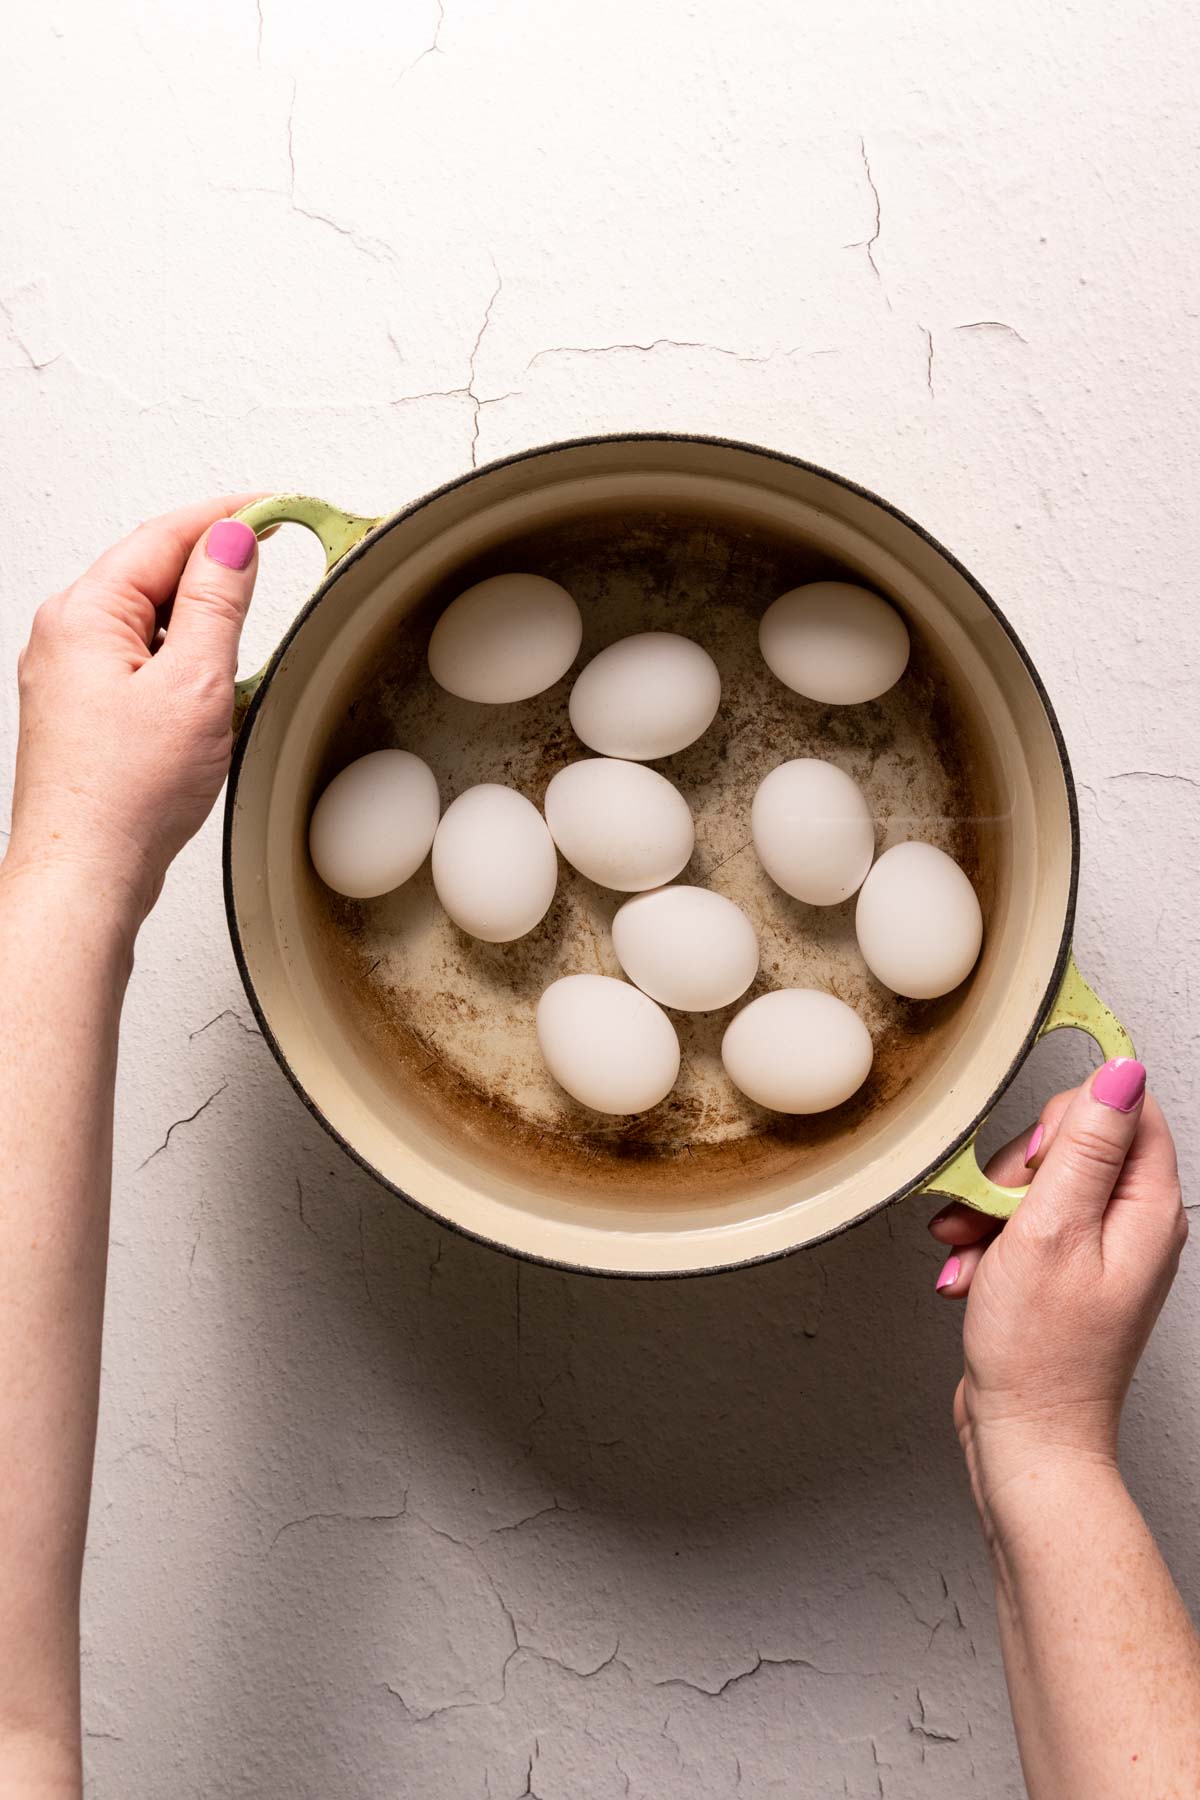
top-left (927, 1095), bottom-right (1081, 1243)
top-left (68, 494), bottom-right (265, 641)
top-left (1103, 1092), bottom-right (1186, 1244)
top-left (157, 517), bottom-right (259, 679)
top-left (981, 1121), bottom-right (1042, 1191)
top-left (935, 1238), bottom-right (989, 1299)
top-left (1022, 1058), bottom-right (1147, 1233)
top-left (1019, 1087), bottom-right (1076, 1174)
top-left (928, 1202), bottom-right (997, 1247)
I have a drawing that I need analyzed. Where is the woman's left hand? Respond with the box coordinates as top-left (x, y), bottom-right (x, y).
top-left (5, 497), bottom-right (262, 926)
top-left (928, 1065), bottom-right (1186, 1513)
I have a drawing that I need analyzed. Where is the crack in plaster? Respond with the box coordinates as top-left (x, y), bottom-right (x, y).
top-left (356, 1201), bottom-right (382, 1314)
top-left (139, 1081), bottom-right (228, 1169)
top-left (388, 272), bottom-right (510, 459)
top-left (254, 0), bottom-right (264, 64)
top-left (395, 0), bottom-right (445, 86)
top-left (284, 77), bottom-right (395, 264)
top-left (954, 319), bottom-right (1028, 344)
top-left (921, 325), bottom-right (934, 396)
top-left (1110, 769), bottom-right (1199, 787)
top-left (845, 137), bottom-right (888, 304)
top-left (188, 1007), bottom-right (260, 1040)
top-left (909, 1686), bottom-right (961, 1743)
top-left (516, 1744), bottom-right (546, 1800)
top-left (0, 289), bottom-right (61, 372)
top-left (486, 1499), bottom-right (577, 1540)
top-left (295, 1175), bottom-right (316, 1237)
top-left (526, 338), bottom-right (771, 370)
top-left (381, 1601), bottom-right (621, 1726)
top-left (652, 1650), bottom-right (867, 1699)
top-left (267, 1500), bottom-right (409, 1554)
top-left (467, 265), bottom-right (503, 466)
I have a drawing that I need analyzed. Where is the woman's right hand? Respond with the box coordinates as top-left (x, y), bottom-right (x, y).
top-left (928, 1060), bottom-right (1187, 1519)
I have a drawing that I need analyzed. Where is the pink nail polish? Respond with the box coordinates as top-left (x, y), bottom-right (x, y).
top-left (207, 519), bottom-right (257, 570)
top-left (1092, 1057), bottom-right (1146, 1114)
top-left (1025, 1122), bottom-right (1044, 1164)
top-left (936, 1254), bottom-right (960, 1292)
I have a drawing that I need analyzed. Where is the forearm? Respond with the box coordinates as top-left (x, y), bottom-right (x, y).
top-left (979, 1447), bottom-right (1200, 1799)
top-left (0, 857), bottom-right (135, 1785)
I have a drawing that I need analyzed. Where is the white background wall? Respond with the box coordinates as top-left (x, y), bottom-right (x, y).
top-left (3, 2), bottom-right (1199, 1793)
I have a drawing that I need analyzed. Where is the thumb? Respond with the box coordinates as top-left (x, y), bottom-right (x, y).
top-left (159, 517), bottom-right (259, 680)
top-left (1020, 1057), bottom-right (1147, 1235)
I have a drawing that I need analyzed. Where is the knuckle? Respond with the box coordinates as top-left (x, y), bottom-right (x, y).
top-left (183, 577), bottom-right (246, 627)
top-left (19, 597), bottom-right (64, 680)
top-left (1015, 1202), bottom-right (1086, 1255)
top-left (173, 656), bottom-right (231, 711)
top-left (1060, 1120), bottom-right (1129, 1180)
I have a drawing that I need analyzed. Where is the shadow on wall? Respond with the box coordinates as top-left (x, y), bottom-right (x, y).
top-left (181, 1021), bottom-right (1143, 1796)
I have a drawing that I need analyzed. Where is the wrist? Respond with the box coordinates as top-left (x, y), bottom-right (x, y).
top-left (0, 849), bottom-right (142, 976)
top-left (963, 1416), bottom-right (1122, 1545)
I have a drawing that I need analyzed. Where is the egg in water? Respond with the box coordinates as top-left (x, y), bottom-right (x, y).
top-left (428, 573), bottom-right (583, 703)
top-left (543, 759), bottom-right (695, 891)
top-left (309, 749), bottom-right (441, 899)
top-left (431, 783), bottom-right (557, 942)
top-left (569, 631), bottom-right (721, 760)
top-left (537, 974), bottom-right (680, 1114)
top-left (611, 885), bottom-right (758, 1011)
top-left (759, 581), bottom-right (909, 704)
top-left (856, 840), bottom-right (983, 999)
top-left (751, 758), bottom-right (875, 906)
top-left (722, 989), bottom-right (873, 1114)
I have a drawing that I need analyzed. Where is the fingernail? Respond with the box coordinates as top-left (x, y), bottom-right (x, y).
top-left (930, 1204), bottom-right (953, 1225)
top-left (207, 519), bottom-right (257, 570)
top-left (1025, 1122), bottom-right (1044, 1165)
top-left (936, 1254), bottom-right (960, 1293)
top-left (1092, 1057), bottom-right (1146, 1113)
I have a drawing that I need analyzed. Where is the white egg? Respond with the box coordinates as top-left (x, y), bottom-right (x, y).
top-left (309, 749), bottom-right (441, 899)
top-left (722, 989), bottom-right (874, 1114)
top-left (568, 631), bottom-right (721, 760)
top-left (431, 784), bottom-right (557, 942)
top-left (428, 573), bottom-right (583, 703)
top-left (759, 581), bottom-right (910, 704)
top-left (856, 841), bottom-right (983, 999)
top-left (751, 759), bottom-right (874, 906)
top-left (611, 886), bottom-right (759, 1011)
top-left (537, 974), bottom-right (680, 1114)
top-left (543, 759), bottom-right (695, 892)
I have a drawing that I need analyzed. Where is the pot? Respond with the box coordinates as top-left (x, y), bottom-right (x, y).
top-left (223, 434), bottom-right (1130, 1277)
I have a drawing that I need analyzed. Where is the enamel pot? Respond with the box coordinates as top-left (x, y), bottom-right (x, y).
top-left (223, 434), bottom-right (1131, 1277)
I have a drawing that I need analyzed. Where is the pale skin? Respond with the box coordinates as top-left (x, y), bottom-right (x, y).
top-left (0, 505), bottom-right (1196, 1797)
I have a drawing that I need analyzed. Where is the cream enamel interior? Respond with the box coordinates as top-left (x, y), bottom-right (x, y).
top-left (227, 439), bottom-right (1072, 1275)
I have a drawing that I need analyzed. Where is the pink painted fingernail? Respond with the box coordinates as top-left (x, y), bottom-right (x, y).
top-left (1092, 1057), bottom-right (1146, 1113)
top-left (936, 1254), bottom-right (960, 1293)
top-left (1025, 1122), bottom-right (1044, 1165)
top-left (207, 519), bottom-right (257, 570)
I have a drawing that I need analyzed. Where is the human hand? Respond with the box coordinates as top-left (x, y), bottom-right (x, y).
top-left (5, 497), bottom-right (262, 929)
top-left (928, 1059), bottom-right (1187, 1517)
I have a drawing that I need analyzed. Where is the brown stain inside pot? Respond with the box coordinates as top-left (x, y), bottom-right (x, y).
top-left (304, 506), bottom-right (1002, 1207)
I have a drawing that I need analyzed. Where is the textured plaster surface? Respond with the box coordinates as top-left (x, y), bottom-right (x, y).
top-left (2, 2), bottom-right (1200, 1794)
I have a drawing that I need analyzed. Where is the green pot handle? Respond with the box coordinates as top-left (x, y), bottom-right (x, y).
top-left (922, 952), bottom-right (1134, 1218)
top-left (231, 493), bottom-right (381, 735)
